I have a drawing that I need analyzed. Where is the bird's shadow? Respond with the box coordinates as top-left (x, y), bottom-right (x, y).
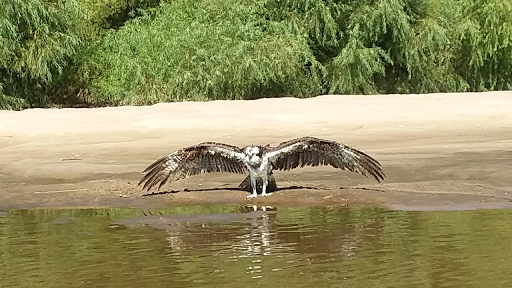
top-left (142, 185), bottom-right (319, 197)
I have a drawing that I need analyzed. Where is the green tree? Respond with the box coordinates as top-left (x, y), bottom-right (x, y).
top-left (87, 0), bottom-right (324, 105)
top-left (268, 0), bottom-right (471, 94)
top-left (455, 0), bottom-right (512, 91)
top-left (2, 0), bottom-right (512, 109)
top-left (0, 0), bottom-right (81, 109)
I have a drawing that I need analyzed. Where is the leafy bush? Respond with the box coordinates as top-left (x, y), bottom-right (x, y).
top-left (2, 0), bottom-right (512, 109)
top-left (455, 0), bottom-right (512, 91)
top-left (88, 0), bottom-right (323, 105)
top-left (0, 0), bottom-right (81, 109)
top-left (269, 0), bottom-right (471, 94)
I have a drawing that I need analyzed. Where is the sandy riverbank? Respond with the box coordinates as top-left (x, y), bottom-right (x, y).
top-left (1, 92), bottom-right (511, 210)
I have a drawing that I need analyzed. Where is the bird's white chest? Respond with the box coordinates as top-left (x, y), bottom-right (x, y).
top-left (245, 156), bottom-right (269, 177)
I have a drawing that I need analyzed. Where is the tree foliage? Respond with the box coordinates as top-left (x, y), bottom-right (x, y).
top-left (87, 0), bottom-right (323, 105)
top-left (1, 0), bottom-right (512, 109)
top-left (455, 0), bottom-right (512, 91)
top-left (0, 0), bottom-right (81, 109)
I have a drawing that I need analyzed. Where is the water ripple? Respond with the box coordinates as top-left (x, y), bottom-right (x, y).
top-left (2, 207), bottom-right (512, 287)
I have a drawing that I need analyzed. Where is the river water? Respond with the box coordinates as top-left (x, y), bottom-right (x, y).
top-left (1, 205), bottom-right (512, 287)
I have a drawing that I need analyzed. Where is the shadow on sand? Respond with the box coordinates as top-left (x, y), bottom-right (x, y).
top-left (142, 185), bottom-right (320, 197)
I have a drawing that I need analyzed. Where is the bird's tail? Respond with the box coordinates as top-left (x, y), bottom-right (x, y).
top-left (238, 173), bottom-right (278, 193)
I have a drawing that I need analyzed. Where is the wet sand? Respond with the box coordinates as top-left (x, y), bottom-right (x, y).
top-left (1, 92), bottom-right (511, 210)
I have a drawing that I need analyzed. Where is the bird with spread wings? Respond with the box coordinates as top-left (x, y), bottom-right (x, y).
top-left (139, 136), bottom-right (385, 198)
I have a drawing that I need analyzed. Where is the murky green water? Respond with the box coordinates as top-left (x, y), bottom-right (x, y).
top-left (1, 206), bottom-right (512, 287)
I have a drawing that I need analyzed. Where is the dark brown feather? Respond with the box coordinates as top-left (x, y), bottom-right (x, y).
top-left (268, 137), bottom-right (385, 182)
top-left (139, 142), bottom-right (247, 191)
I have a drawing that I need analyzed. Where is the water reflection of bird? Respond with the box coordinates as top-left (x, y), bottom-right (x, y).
top-left (238, 205), bottom-right (275, 261)
top-left (239, 204), bottom-right (277, 213)
top-left (139, 136), bottom-right (385, 198)
top-left (128, 205), bottom-right (278, 256)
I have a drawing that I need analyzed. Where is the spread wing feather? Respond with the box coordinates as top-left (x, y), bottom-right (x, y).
top-left (139, 142), bottom-right (247, 191)
top-left (265, 137), bottom-right (385, 182)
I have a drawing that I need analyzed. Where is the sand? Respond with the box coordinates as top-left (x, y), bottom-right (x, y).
top-left (1, 92), bottom-right (511, 210)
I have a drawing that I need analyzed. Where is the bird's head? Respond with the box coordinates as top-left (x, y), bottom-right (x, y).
top-left (244, 146), bottom-right (260, 158)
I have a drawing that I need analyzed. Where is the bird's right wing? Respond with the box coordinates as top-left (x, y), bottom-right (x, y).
top-left (139, 142), bottom-right (248, 191)
top-left (264, 137), bottom-right (385, 182)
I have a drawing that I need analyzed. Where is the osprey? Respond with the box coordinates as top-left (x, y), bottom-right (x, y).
top-left (139, 136), bottom-right (385, 198)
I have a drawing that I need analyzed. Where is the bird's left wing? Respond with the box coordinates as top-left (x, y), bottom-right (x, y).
top-left (139, 142), bottom-right (248, 191)
top-left (264, 137), bottom-right (385, 182)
